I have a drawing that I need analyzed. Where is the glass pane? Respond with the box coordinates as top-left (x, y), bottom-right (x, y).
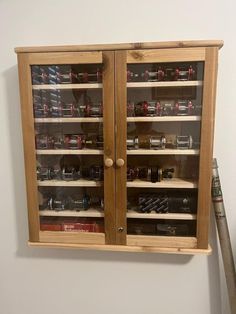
top-left (126, 61), bottom-right (204, 237)
top-left (31, 64), bottom-right (104, 234)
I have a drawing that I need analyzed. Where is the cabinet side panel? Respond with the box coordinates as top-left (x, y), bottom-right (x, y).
top-left (197, 47), bottom-right (218, 249)
top-left (115, 51), bottom-right (127, 245)
top-left (17, 53), bottom-right (40, 241)
top-left (103, 51), bottom-right (116, 244)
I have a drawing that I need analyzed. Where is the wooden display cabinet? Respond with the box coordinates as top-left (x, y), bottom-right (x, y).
top-left (15, 40), bottom-right (223, 254)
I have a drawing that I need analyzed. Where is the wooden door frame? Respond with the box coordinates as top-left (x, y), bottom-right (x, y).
top-left (196, 47), bottom-right (218, 249)
top-left (116, 47), bottom-right (218, 249)
top-left (115, 51), bottom-right (127, 245)
top-left (18, 51), bottom-right (116, 245)
top-left (17, 53), bottom-right (40, 242)
top-left (103, 51), bottom-right (116, 244)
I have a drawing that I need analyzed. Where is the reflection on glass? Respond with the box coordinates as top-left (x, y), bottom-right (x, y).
top-left (31, 64), bottom-right (104, 233)
top-left (31, 64), bottom-right (102, 85)
top-left (126, 61), bottom-right (203, 237)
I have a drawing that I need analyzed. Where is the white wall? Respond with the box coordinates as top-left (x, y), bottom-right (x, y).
top-left (0, 1), bottom-right (235, 313)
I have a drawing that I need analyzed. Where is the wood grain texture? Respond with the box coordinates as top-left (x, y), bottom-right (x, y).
top-left (126, 149), bottom-right (199, 155)
top-left (35, 117), bottom-right (103, 123)
top-left (103, 51), bottom-right (116, 244)
top-left (39, 231), bottom-right (105, 244)
top-left (39, 209), bottom-right (104, 218)
top-left (127, 235), bottom-right (197, 248)
top-left (37, 180), bottom-right (102, 187)
top-left (28, 241), bottom-right (212, 255)
top-left (115, 51), bottom-right (127, 245)
top-left (127, 81), bottom-right (202, 88)
top-left (126, 211), bottom-right (196, 220)
top-left (197, 47), bottom-right (219, 249)
top-left (32, 83), bottom-right (102, 90)
top-left (127, 48), bottom-right (205, 63)
top-left (27, 51), bottom-right (102, 64)
top-left (126, 178), bottom-right (197, 189)
top-left (15, 40), bottom-right (223, 53)
top-left (17, 53), bottom-right (40, 241)
top-left (36, 149), bottom-right (103, 155)
top-left (126, 116), bottom-right (201, 122)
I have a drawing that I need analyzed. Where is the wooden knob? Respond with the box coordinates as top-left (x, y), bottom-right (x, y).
top-left (116, 158), bottom-right (125, 167)
top-left (104, 158), bottom-right (113, 167)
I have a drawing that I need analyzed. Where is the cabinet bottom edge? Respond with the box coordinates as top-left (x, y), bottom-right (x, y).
top-left (28, 241), bottom-right (212, 255)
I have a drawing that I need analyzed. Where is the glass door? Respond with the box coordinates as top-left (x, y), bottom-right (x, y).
top-left (115, 49), bottom-right (206, 249)
top-left (20, 51), bottom-right (115, 245)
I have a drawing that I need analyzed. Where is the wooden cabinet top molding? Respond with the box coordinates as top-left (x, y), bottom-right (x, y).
top-left (15, 40), bottom-right (223, 53)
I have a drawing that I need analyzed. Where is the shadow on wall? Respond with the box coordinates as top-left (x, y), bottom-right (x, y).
top-left (3, 65), bottom-right (223, 313)
top-left (208, 211), bottom-right (223, 314)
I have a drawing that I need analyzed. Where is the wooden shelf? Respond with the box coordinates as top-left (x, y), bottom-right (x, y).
top-left (37, 180), bottom-right (102, 187)
top-left (32, 83), bottom-right (103, 90)
top-left (127, 81), bottom-right (203, 88)
top-left (28, 241), bottom-right (212, 255)
top-left (39, 208), bottom-right (104, 217)
top-left (127, 149), bottom-right (199, 155)
top-left (127, 178), bottom-right (197, 189)
top-left (39, 209), bottom-right (195, 220)
top-left (35, 117), bottom-right (103, 123)
top-left (36, 149), bottom-right (103, 155)
top-left (127, 210), bottom-right (196, 220)
top-left (127, 116), bottom-right (201, 122)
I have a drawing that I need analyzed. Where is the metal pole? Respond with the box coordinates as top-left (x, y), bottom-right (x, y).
top-left (212, 158), bottom-right (236, 314)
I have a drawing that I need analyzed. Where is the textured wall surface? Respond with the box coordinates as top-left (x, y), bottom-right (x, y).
top-left (0, 1), bottom-right (235, 313)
